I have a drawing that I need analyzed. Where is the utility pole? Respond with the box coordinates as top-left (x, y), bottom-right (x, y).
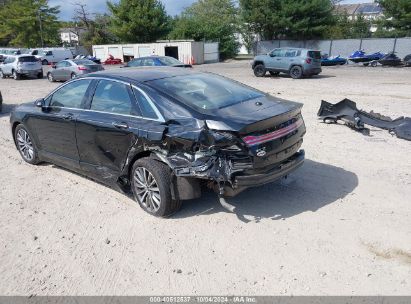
top-left (38, 9), bottom-right (44, 48)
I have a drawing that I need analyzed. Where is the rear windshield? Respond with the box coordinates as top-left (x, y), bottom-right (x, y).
top-left (308, 51), bottom-right (321, 59)
top-left (18, 56), bottom-right (37, 63)
top-left (148, 73), bottom-right (264, 111)
top-left (73, 59), bottom-right (96, 65)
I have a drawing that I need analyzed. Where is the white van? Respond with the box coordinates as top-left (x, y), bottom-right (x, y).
top-left (35, 48), bottom-right (73, 65)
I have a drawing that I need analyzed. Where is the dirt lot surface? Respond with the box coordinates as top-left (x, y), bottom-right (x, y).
top-left (0, 62), bottom-right (410, 295)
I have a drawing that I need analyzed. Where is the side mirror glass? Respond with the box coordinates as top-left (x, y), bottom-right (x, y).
top-left (35, 98), bottom-right (45, 108)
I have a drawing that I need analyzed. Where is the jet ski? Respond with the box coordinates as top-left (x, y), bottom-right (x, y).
top-left (378, 52), bottom-right (403, 66)
top-left (321, 54), bottom-right (347, 66)
top-left (349, 50), bottom-right (385, 64)
top-left (403, 54), bottom-right (411, 67)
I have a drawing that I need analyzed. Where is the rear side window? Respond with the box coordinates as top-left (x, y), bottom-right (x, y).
top-left (18, 56), bottom-right (37, 62)
top-left (285, 50), bottom-right (297, 57)
top-left (128, 59), bottom-right (141, 67)
top-left (132, 87), bottom-right (158, 119)
top-left (308, 51), bottom-right (321, 59)
top-left (91, 80), bottom-right (136, 115)
top-left (50, 79), bottom-right (92, 108)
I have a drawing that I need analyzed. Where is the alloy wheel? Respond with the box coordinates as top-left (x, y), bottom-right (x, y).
top-left (71, 73), bottom-right (76, 80)
top-left (16, 129), bottom-right (34, 161)
top-left (48, 73), bottom-right (54, 82)
top-left (134, 167), bottom-right (161, 212)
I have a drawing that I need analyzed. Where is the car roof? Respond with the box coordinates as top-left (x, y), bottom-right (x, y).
top-left (84, 66), bottom-right (198, 83)
top-left (132, 56), bottom-right (175, 60)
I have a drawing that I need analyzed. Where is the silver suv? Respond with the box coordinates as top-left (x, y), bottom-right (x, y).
top-left (252, 48), bottom-right (322, 79)
top-left (0, 55), bottom-right (43, 80)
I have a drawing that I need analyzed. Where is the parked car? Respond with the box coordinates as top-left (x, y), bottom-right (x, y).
top-left (0, 55), bottom-right (43, 80)
top-left (35, 48), bottom-right (73, 65)
top-left (10, 67), bottom-right (305, 217)
top-left (47, 59), bottom-right (104, 82)
top-left (252, 48), bottom-right (322, 79)
top-left (125, 56), bottom-right (192, 68)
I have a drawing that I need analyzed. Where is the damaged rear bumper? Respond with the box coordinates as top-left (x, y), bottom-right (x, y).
top-left (234, 150), bottom-right (305, 188)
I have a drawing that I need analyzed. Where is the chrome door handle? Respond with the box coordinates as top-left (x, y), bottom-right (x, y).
top-left (112, 122), bottom-right (129, 129)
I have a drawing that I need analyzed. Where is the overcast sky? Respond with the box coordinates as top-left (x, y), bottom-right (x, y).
top-left (49, 0), bottom-right (374, 21)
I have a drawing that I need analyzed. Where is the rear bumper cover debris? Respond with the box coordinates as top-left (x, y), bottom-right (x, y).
top-left (317, 99), bottom-right (411, 141)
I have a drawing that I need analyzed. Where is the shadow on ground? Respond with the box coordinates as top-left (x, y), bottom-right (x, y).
top-left (174, 159), bottom-right (358, 223)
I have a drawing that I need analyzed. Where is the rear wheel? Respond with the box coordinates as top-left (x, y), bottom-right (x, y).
top-left (131, 158), bottom-right (181, 217)
top-left (290, 66), bottom-right (303, 79)
top-left (70, 73), bottom-right (76, 80)
top-left (253, 64), bottom-right (266, 77)
top-left (269, 71), bottom-right (280, 76)
top-left (47, 72), bottom-right (55, 82)
top-left (12, 70), bottom-right (21, 80)
top-left (14, 125), bottom-right (40, 165)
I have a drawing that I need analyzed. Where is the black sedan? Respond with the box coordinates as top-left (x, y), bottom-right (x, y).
top-left (10, 67), bottom-right (306, 217)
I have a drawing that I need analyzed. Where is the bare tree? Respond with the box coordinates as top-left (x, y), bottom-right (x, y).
top-left (72, 2), bottom-right (92, 30)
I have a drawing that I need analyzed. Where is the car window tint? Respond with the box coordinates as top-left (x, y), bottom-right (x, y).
top-left (271, 49), bottom-right (284, 57)
top-left (91, 80), bottom-right (133, 115)
top-left (18, 56), bottom-right (37, 62)
top-left (50, 79), bottom-right (92, 108)
top-left (128, 59), bottom-right (141, 67)
top-left (132, 87), bottom-right (158, 119)
top-left (56, 61), bottom-right (66, 68)
top-left (308, 51), bottom-right (321, 59)
top-left (143, 58), bottom-right (155, 66)
top-left (285, 50), bottom-right (297, 57)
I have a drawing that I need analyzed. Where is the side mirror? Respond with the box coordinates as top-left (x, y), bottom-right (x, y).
top-left (51, 65), bottom-right (56, 69)
top-left (269, 53), bottom-right (275, 57)
top-left (35, 98), bottom-right (45, 108)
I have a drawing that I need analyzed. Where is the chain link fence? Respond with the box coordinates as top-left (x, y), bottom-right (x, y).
top-left (255, 37), bottom-right (411, 58)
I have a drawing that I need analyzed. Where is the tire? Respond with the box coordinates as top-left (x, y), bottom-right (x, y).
top-left (37, 72), bottom-right (43, 79)
top-left (363, 62), bottom-right (369, 67)
top-left (290, 66), bottom-right (303, 79)
top-left (131, 158), bottom-right (182, 217)
top-left (0, 69), bottom-right (5, 79)
top-left (371, 61), bottom-right (378, 67)
top-left (42, 59), bottom-right (48, 65)
top-left (12, 70), bottom-right (21, 80)
top-left (269, 71), bottom-right (280, 76)
top-left (14, 124), bottom-right (40, 165)
top-left (47, 72), bottom-right (55, 82)
top-left (253, 64), bottom-right (266, 77)
top-left (70, 73), bottom-right (76, 80)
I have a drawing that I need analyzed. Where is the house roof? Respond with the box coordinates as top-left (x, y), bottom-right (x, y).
top-left (334, 3), bottom-right (383, 16)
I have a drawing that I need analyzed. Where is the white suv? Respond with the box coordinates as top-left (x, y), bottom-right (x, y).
top-left (0, 55), bottom-right (43, 80)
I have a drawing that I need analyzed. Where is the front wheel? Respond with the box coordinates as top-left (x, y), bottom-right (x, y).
top-left (14, 125), bottom-right (40, 165)
top-left (12, 70), bottom-right (21, 80)
top-left (253, 64), bottom-right (266, 77)
top-left (131, 158), bottom-right (181, 217)
top-left (0, 70), bottom-right (6, 79)
top-left (290, 66), bottom-right (303, 79)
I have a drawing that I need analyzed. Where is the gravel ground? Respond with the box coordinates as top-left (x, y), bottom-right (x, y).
top-left (0, 62), bottom-right (410, 295)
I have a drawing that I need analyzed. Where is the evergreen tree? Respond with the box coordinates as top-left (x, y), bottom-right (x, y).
top-left (0, 0), bottom-right (60, 47)
top-left (240, 0), bottom-right (335, 40)
top-left (170, 0), bottom-right (239, 59)
top-left (107, 0), bottom-right (170, 43)
top-left (377, 0), bottom-right (411, 37)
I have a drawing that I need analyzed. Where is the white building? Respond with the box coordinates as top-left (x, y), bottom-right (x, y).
top-left (59, 28), bottom-right (80, 45)
top-left (92, 40), bottom-right (219, 64)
